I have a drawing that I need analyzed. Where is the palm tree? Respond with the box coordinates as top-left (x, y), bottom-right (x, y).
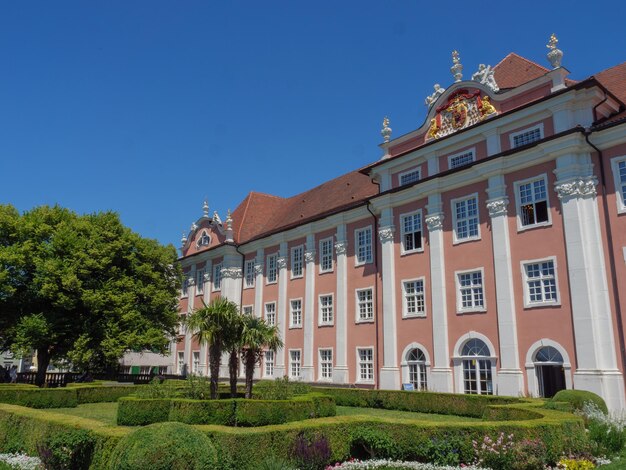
top-left (240, 315), bottom-right (283, 398)
top-left (225, 312), bottom-right (244, 398)
top-left (185, 297), bottom-right (239, 399)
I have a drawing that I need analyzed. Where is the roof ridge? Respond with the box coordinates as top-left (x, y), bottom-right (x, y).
top-left (248, 191), bottom-right (285, 200)
top-left (235, 193), bottom-right (253, 242)
top-left (285, 168), bottom-right (369, 201)
top-left (493, 52), bottom-right (550, 74)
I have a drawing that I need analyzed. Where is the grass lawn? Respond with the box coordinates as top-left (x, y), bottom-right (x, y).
top-left (599, 447), bottom-right (626, 469)
top-left (55, 402), bottom-right (119, 426)
top-left (335, 406), bottom-right (479, 422)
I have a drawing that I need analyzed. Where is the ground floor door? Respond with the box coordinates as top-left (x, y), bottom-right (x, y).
top-left (537, 365), bottom-right (565, 398)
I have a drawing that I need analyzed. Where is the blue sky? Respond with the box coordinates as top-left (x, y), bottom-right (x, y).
top-left (1, 1), bottom-right (624, 249)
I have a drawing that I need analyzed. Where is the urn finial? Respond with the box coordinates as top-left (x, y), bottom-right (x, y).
top-left (381, 117), bottom-right (392, 143)
top-left (451, 50), bottom-right (463, 82)
top-left (546, 33), bottom-right (563, 69)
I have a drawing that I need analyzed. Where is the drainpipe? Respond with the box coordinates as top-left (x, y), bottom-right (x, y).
top-left (367, 179), bottom-right (381, 389)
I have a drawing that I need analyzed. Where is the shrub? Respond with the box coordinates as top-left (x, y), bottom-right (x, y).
top-left (254, 377), bottom-right (311, 400)
top-left (116, 397), bottom-right (171, 426)
top-left (0, 388), bottom-right (77, 409)
top-left (169, 399), bottom-right (235, 425)
top-left (350, 427), bottom-right (398, 460)
top-left (107, 422), bottom-right (217, 470)
top-left (578, 401), bottom-right (626, 456)
top-left (37, 429), bottom-right (95, 470)
top-left (75, 386), bottom-right (138, 404)
top-left (134, 378), bottom-right (180, 399)
top-left (426, 435), bottom-right (467, 466)
top-left (292, 433), bottom-right (332, 470)
top-left (472, 432), bottom-right (516, 470)
top-left (551, 390), bottom-right (608, 414)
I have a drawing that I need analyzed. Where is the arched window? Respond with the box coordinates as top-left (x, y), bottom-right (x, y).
top-left (406, 348), bottom-right (427, 391)
top-left (535, 346), bottom-right (563, 364)
top-left (461, 339), bottom-right (492, 395)
top-left (534, 346), bottom-right (565, 398)
top-left (197, 231), bottom-right (210, 247)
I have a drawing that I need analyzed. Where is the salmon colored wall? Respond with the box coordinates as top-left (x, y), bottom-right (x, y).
top-left (183, 220), bottom-right (226, 257)
top-left (285, 238), bottom-right (306, 364)
top-left (391, 163), bottom-right (426, 189)
top-left (500, 118), bottom-right (554, 152)
top-left (440, 141), bottom-right (488, 172)
top-left (498, 83), bottom-right (553, 113)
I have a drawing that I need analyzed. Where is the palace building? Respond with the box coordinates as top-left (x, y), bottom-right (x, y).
top-left (174, 36), bottom-right (626, 412)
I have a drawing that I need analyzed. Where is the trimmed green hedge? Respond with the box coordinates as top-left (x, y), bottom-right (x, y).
top-left (76, 386), bottom-right (139, 405)
top-left (0, 385), bottom-right (141, 409)
top-left (313, 387), bottom-right (522, 418)
top-left (117, 393), bottom-right (336, 427)
top-left (549, 389), bottom-right (608, 414)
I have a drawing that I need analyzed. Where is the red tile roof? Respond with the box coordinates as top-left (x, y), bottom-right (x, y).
top-left (493, 53), bottom-right (551, 89)
top-left (595, 61), bottom-right (626, 104)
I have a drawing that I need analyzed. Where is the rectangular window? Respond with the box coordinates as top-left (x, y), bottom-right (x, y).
top-left (266, 254), bottom-right (278, 283)
top-left (356, 288), bottom-right (374, 322)
top-left (319, 237), bottom-right (334, 272)
top-left (264, 350), bottom-right (274, 377)
top-left (181, 275), bottom-right (189, 297)
top-left (290, 299), bottom-right (302, 328)
top-left (192, 351), bottom-right (200, 374)
top-left (319, 294), bottom-right (334, 325)
top-left (457, 270), bottom-right (484, 312)
top-left (401, 211), bottom-right (422, 253)
top-left (511, 125), bottom-right (543, 148)
top-left (355, 227), bottom-right (372, 265)
top-left (524, 259), bottom-right (558, 305)
top-left (403, 279), bottom-right (425, 317)
top-left (357, 348), bottom-right (374, 381)
top-left (290, 350), bottom-right (301, 378)
top-left (177, 351), bottom-right (185, 375)
top-left (244, 260), bottom-right (255, 288)
top-left (264, 302), bottom-right (276, 326)
top-left (517, 176), bottom-right (549, 228)
top-left (319, 349), bottom-right (333, 380)
top-left (453, 195), bottom-right (480, 242)
top-left (291, 246), bottom-right (304, 278)
top-left (242, 305), bottom-right (253, 316)
top-left (196, 269), bottom-right (205, 295)
top-left (612, 157), bottom-right (626, 213)
top-left (449, 149), bottom-right (475, 169)
top-left (619, 161), bottom-right (626, 206)
top-left (399, 168), bottom-right (421, 186)
top-left (213, 263), bottom-right (222, 291)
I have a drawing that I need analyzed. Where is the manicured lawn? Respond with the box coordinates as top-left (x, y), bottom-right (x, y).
top-left (335, 406), bottom-right (479, 422)
top-left (55, 402), bottom-right (119, 426)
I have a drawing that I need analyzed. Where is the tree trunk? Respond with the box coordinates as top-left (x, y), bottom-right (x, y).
top-left (35, 346), bottom-right (51, 387)
top-left (228, 348), bottom-right (239, 397)
top-left (244, 350), bottom-right (256, 399)
top-left (208, 343), bottom-right (221, 400)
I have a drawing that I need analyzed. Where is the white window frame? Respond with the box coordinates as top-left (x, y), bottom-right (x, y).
top-left (355, 226), bottom-right (373, 266)
top-left (514, 174), bottom-right (552, 231)
top-left (266, 253), bottom-right (278, 284)
top-left (192, 351), bottom-right (200, 374)
top-left (356, 347), bottom-right (375, 383)
top-left (242, 305), bottom-right (253, 316)
top-left (289, 298), bottom-right (303, 329)
top-left (291, 245), bottom-right (304, 279)
top-left (318, 293), bottom-right (334, 326)
top-left (355, 287), bottom-right (375, 323)
top-left (244, 259), bottom-right (255, 288)
top-left (264, 302), bottom-right (276, 326)
top-left (196, 230), bottom-right (211, 247)
top-left (181, 275), bottom-right (190, 298)
top-left (451, 193), bottom-right (481, 244)
top-left (319, 237), bottom-right (334, 273)
top-left (318, 348), bottom-right (333, 381)
top-left (264, 350), bottom-right (275, 377)
top-left (400, 210), bottom-right (424, 254)
top-left (212, 263), bottom-right (222, 292)
top-left (509, 123), bottom-right (544, 149)
top-left (448, 148), bottom-right (475, 170)
top-left (289, 349), bottom-right (302, 379)
top-left (177, 351), bottom-right (185, 375)
top-left (196, 269), bottom-right (205, 296)
top-left (521, 256), bottom-right (561, 308)
top-left (399, 168), bottom-right (421, 186)
top-left (455, 268), bottom-right (486, 314)
top-left (611, 156), bottom-right (626, 214)
top-left (402, 277), bottom-right (426, 318)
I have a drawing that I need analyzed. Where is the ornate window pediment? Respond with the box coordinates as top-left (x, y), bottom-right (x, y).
top-left (196, 230), bottom-right (211, 248)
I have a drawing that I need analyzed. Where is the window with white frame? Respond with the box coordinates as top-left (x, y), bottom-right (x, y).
top-left (523, 259), bottom-right (558, 306)
top-left (265, 302), bottom-right (276, 326)
top-left (181, 275), bottom-right (190, 297)
top-left (244, 259), bottom-right (255, 288)
top-left (511, 125), bottom-right (543, 148)
top-left (192, 351), bottom-right (200, 374)
top-left (453, 195), bottom-right (479, 242)
top-left (213, 263), bottom-right (222, 291)
top-left (403, 279), bottom-right (425, 317)
top-left (196, 269), bottom-right (205, 295)
top-left (291, 245), bottom-right (304, 278)
top-left (399, 168), bottom-right (421, 186)
top-left (457, 270), bottom-right (484, 312)
top-left (264, 350), bottom-right (274, 376)
top-left (449, 149), bottom-right (475, 169)
top-left (355, 227), bottom-right (372, 265)
top-left (406, 348), bottom-right (428, 391)
top-left (319, 349), bottom-right (333, 380)
top-left (290, 350), bottom-right (301, 378)
top-left (197, 231), bottom-right (210, 247)
top-left (266, 253), bottom-right (278, 283)
top-left (461, 339), bottom-right (493, 395)
top-left (290, 299), bottom-right (302, 328)
top-left (356, 288), bottom-right (374, 322)
top-left (177, 351), bottom-right (185, 375)
top-left (357, 348), bottom-right (374, 381)
top-left (242, 305), bottom-right (253, 316)
top-left (517, 176), bottom-right (549, 228)
top-left (319, 294), bottom-right (334, 325)
top-left (612, 157), bottom-right (626, 212)
top-left (401, 211), bottom-right (422, 253)
top-left (319, 237), bottom-right (334, 272)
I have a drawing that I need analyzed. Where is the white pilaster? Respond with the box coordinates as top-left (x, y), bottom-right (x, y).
top-left (555, 152), bottom-right (626, 412)
top-left (221, 251), bottom-right (243, 304)
top-left (333, 224), bottom-right (349, 384)
top-left (483, 128), bottom-right (501, 156)
top-left (486, 175), bottom-right (524, 396)
top-left (426, 152), bottom-right (439, 177)
top-left (302, 234), bottom-right (316, 382)
top-left (426, 194), bottom-right (453, 392)
top-left (254, 249), bottom-right (264, 319)
top-left (275, 242), bottom-right (288, 377)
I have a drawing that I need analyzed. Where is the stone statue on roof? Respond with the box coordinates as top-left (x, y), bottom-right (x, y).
top-left (471, 64), bottom-right (499, 92)
top-left (425, 84), bottom-right (445, 108)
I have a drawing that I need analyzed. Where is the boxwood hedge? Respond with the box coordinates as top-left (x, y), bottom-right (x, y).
top-left (0, 385), bottom-right (140, 409)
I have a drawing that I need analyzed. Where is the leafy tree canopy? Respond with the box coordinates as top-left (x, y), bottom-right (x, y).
top-left (0, 204), bottom-right (181, 380)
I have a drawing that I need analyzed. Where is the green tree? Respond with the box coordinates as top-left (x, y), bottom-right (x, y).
top-left (240, 315), bottom-right (283, 398)
top-left (185, 297), bottom-right (239, 399)
top-left (0, 205), bottom-right (181, 386)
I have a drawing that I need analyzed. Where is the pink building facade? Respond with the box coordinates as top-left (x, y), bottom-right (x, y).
top-left (176, 44), bottom-right (626, 412)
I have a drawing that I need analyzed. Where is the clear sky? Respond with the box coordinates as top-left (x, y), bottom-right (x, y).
top-left (1, 1), bottom-right (625, 249)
